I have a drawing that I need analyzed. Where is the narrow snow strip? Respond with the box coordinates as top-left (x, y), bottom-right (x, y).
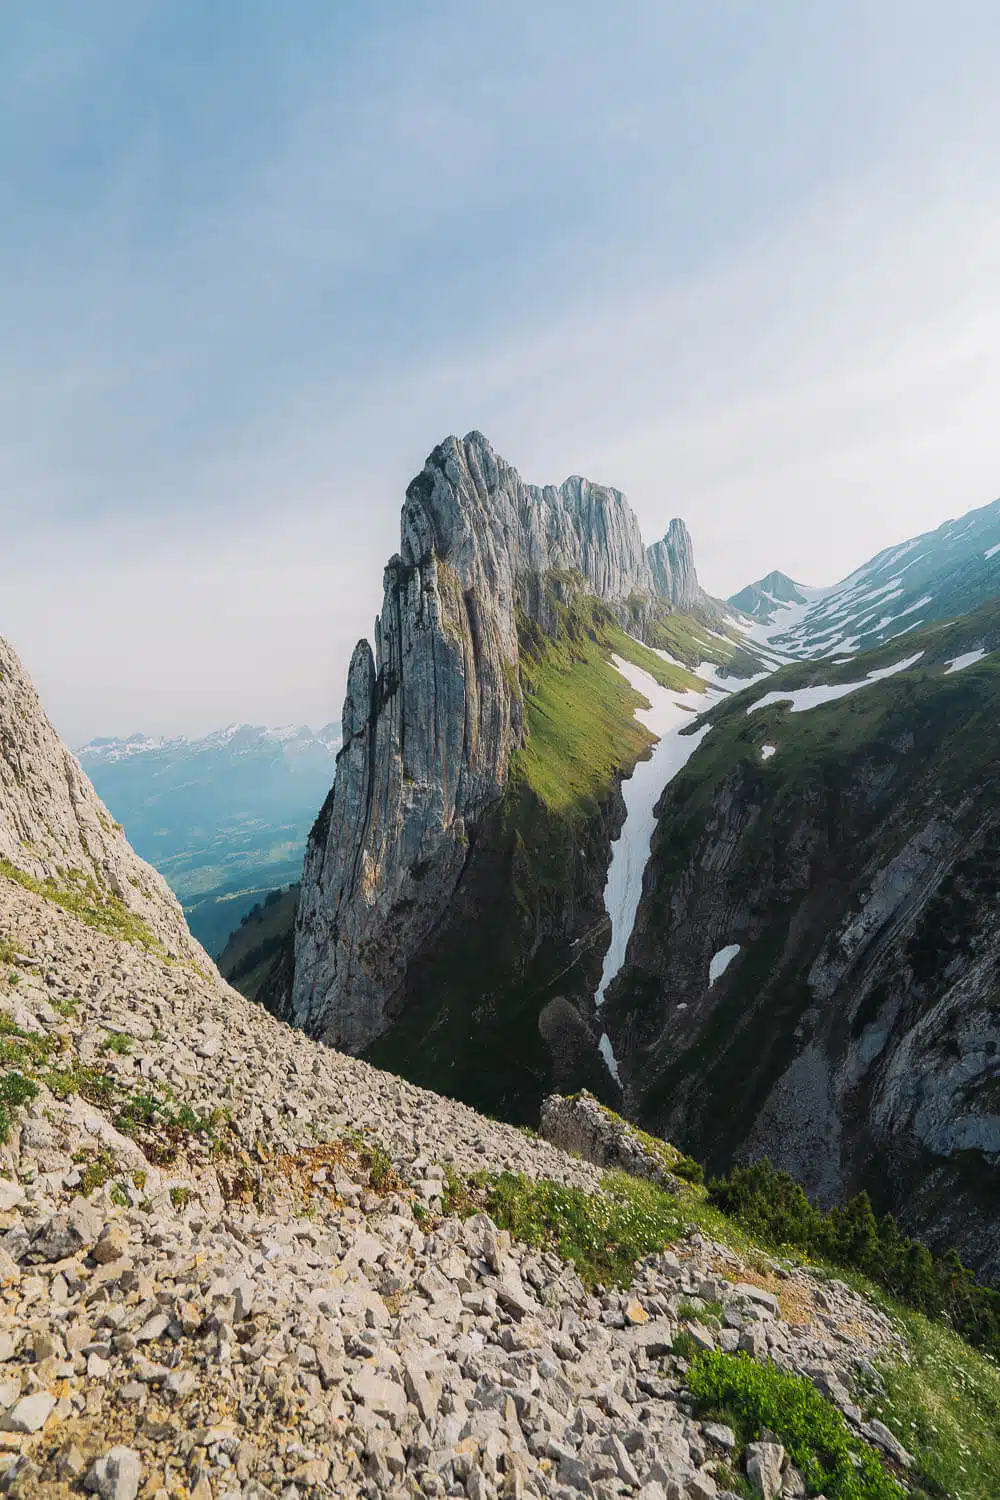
top-left (945, 648), bottom-right (986, 674)
top-left (986, 542), bottom-right (1000, 560)
top-left (760, 744), bottom-right (777, 760)
top-left (598, 1033), bottom-right (621, 1085)
top-left (709, 945), bottom-right (741, 985)
top-left (848, 590), bottom-right (905, 635)
top-left (747, 653), bottom-right (924, 716)
top-left (594, 657), bottom-right (711, 1016)
top-left (883, 620), bottom-right (925, 644)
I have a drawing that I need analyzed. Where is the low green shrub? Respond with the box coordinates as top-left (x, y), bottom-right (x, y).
top-left (100, 1030), bottom-right (133, 1055)
top-left (72, 1148), bottom-right (119, 1194)
top-left (445, 1168), bottom-right (686, 1289)
top-left (0, 1072), bottom-right (39, 1144)
top-left (686, 1351), bottom-right (901, 1499)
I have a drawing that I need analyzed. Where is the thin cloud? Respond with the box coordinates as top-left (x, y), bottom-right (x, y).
top-left (3, 3), bottom-right (1000, 741)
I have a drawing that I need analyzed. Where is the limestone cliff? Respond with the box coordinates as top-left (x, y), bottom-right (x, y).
top-left (0, 636), bottom-right (210, 967)
top-left (647, 519), bottom-right (704, 611)
top-left (288, 433), bottom-right (697, 1053)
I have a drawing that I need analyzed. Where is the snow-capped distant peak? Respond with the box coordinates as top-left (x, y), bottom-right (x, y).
top-left (78, 722), bottom-right (341, 764)
top-left (725, 494), bottom-right (1000, 665)
top-left (76, 733), bottom-right (178, 763)
top-left (727, 570), bottom-right (817, 626)
top-left (263, 725), bottom-right (305, 743)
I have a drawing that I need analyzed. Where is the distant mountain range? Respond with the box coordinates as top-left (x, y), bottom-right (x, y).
top-left (728, 496), bottom-right (1000, 658)
top-left (77, 721), bottom-right (339, 953)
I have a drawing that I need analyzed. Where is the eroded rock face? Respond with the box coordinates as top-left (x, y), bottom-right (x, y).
top-left (647, 519), bottom-right (703, 611)
top-left (540, 1090), bottom-right (683, 1189)
top-left (0, 637), bottom-right (207, 966)
top-left (291, 432), bottom-right (681, 1050)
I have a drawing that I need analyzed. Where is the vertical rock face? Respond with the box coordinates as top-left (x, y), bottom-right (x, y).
top-left (0, 637), bottom-right (209, 965)
top-left (647, 519), bottom-right (703, 611)
top-left (290, 432), bottom-right (667, 1049)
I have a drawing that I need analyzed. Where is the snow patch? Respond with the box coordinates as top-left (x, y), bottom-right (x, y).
top-left (945, 648), bottom-right (987, 674)
top-left (986, 543), bottom-right (1000, 561)
top-left (598, 1033), bottom-right (621, 1085)
top-left (709, 945), bottom-right (741, 986)
top-left (760, 744), bottom-right (777, 761)
top-left (747, 653), bottom-right (924, 716)
top-left (594, 658), bottom-right (711, 1012)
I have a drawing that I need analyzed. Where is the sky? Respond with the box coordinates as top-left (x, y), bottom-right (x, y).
top-left (4, 1), bottom-right (1000, 744)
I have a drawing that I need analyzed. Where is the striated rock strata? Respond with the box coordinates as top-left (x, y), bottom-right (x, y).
top-left (646, 518), bottom-right (704, 612)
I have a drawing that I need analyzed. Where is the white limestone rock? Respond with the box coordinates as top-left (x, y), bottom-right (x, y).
top-left (291, 432), bottom-right (682, 1051)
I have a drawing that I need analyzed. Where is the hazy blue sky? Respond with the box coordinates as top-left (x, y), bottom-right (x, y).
top-left (4, 2), bottom-right (1000, 742)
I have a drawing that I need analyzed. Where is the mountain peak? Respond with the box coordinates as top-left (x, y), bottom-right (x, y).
top-left (728, 569), bottom-right (813, 624)
top-left (289, 435), bottom-right (718, 1051)
top-left (647, 518), bottom-right (702, 609)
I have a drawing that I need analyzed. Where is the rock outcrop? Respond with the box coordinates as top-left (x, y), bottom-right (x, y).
top-left (290, 433), bottom-right (700, 1052)
top-left (540, 1090), bottom-right (688, 1189)
top-left (646, 519), bottom-right (703, 612)
top-left (0, 636), bottom-right (207, 966)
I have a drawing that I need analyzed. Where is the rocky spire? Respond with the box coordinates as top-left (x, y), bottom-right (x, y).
top-left (290, 432), bottom-right (662, 1049)
top-left (647, 518), bottom-right (703, 610)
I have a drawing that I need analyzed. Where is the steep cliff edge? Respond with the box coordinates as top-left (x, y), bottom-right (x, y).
top-left (0, 636), bottom-right (209, 967)
top-left (605, 602), bottom-right (1000, 1280)
top-left (647, 517), bottom-right (706, 612)
top-left (286, 433), bottom-right (719, 1069)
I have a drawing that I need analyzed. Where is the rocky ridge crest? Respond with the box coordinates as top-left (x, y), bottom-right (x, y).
top-left (290, 434), bottom-right (707, 1053)
top-left (0, 638), bottom-right (206, 968)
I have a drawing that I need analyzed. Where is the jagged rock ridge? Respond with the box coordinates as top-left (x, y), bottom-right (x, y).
top-left (290, 432), bottom-right (707, 1051)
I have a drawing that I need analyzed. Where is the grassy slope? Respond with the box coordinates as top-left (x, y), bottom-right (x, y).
top-left (367, 591), bottom-right (710, 1121)
top-left (217, 885), bottom-right (299, 1001)
top-left (514, 603), bottom-right (701, 815)
top-left (0, 859), bottom-right (163, 954)
top-left (608, 601), bottom-right (1000, 1175)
